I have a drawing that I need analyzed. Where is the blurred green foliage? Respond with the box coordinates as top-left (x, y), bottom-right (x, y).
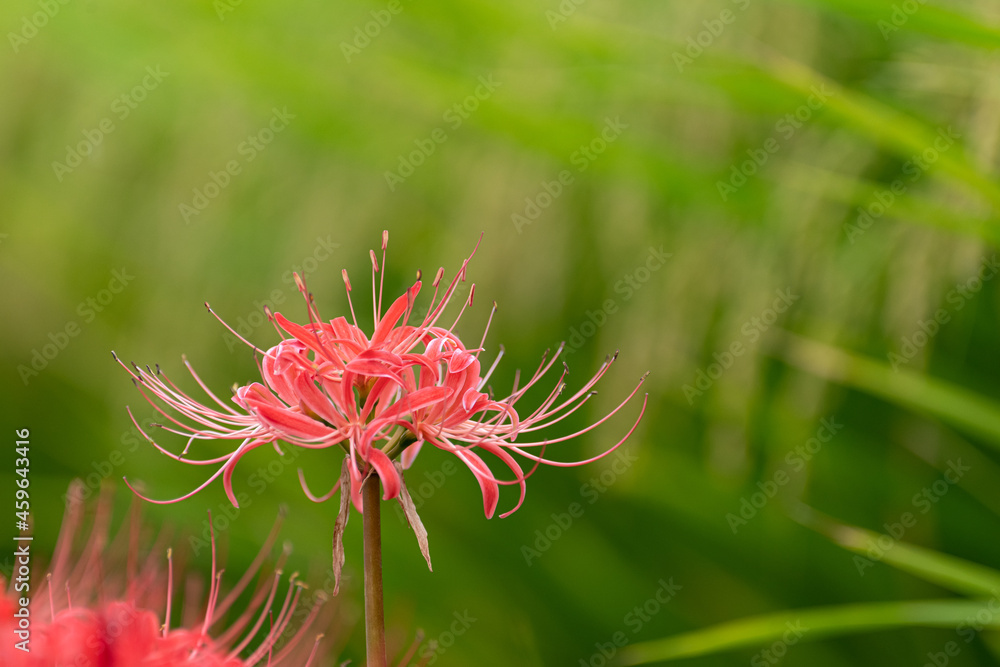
top-left (2, 0), bottom-right (1000, 664)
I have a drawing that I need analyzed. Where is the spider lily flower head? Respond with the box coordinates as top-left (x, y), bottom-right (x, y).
top-left (0, 483), bottom-right (332, 667)
top-left (117, 231), bottom-right (648, 522)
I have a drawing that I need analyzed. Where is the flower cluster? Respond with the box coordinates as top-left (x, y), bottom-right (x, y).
top-left (118, 232), bottom-right (647, 522)
top-left (0, 484), bottom-right (331, 666)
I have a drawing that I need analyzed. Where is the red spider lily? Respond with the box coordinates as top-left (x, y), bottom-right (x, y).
top-left (116, 231), bottom-right (648, 522)
top-left (0, 484), bottom-right (333, 667)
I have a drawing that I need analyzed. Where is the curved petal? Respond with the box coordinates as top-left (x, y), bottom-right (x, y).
top-left (365, 447), bottom-right (402, 500)
top-left (376, 386), bottom-right (453, 423)
top-left (479, 440), bottom-right (527, 518)
top-left (371, 283), bottom-right (421, 347)
top-left (292, 373), bottom-right (349, 429)
top-left (400, 440), bottom-right (424, 469)
top-left (451, 446), bottom-right (499, 519)
top-left (252, 403), bottom-right (334, 441)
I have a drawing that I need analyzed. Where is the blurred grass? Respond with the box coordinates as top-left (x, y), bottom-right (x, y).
top-left (2, 0), bottom-right (1000, 665)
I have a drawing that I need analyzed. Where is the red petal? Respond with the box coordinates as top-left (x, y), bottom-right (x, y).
top-left (371, 283), bottom-right (420, 347)
top-left (453, 447), bottom-right (498, 518)
top-left (253, 403), bottom-right (333, 440)
top-left (376, 386), bottom-right (453, 422)
top-left (365, 447), bottom-right (401, 500)
top-left (293, 373), bottom-right (348, 429)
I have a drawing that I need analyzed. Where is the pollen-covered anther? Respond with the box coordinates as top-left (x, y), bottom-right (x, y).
top-left (467, 284), bottom-right (476, 307)
top-left (433, 267), bottom-right (445, 287)
top-left (370, 249), bottom-right (379, 272)
top-left (341, 269), bottom-right (352, 291)
top-left (381, 229), bottom-right (389, 250)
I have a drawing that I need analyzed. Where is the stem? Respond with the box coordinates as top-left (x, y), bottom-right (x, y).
top-left (363, 474), bottom-right (387, 667)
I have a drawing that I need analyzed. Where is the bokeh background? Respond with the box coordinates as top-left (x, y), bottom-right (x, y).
top-left (4, 0), bottom-right (1000, 664)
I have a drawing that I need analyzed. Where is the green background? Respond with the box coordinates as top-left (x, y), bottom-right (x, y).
top-left (3, 0), bottom-right (1000, 664)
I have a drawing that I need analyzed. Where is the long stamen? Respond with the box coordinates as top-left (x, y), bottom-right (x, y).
top-left (342, 269), bottom-right (360, 329)
top-left (213, 507), bottom-right (288, 620)
top-left (378, 230), bottom-right (388, 321)
top-left (164, 548), bottom-right (173, 637)
top-left (371, 248), bottom-right (380, 328)
top-left (47, 574), bottom-right (55, 619)
top-left (303, 634), bottom-right (325, 667)
top-left (206, 303), bottom-right (266, 354)
top-left (475, 301), bottom-right (498, 359)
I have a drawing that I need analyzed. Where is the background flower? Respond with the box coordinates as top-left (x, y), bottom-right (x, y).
top-left (1, 484), bottom-right (336, 666)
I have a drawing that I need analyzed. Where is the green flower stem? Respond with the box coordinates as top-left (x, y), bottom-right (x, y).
top-left (363, 473), bottom-right (387, 667)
